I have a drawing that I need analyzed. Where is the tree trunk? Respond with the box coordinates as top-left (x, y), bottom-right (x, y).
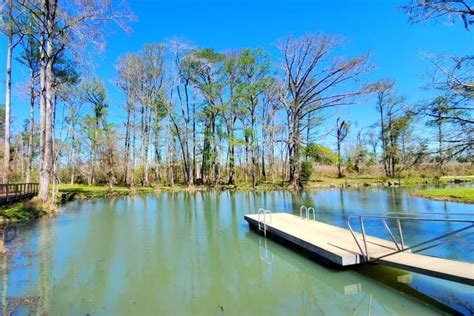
top-left (251, 111), bottom-right (257, 189)
top-left (142, 107), bottom-right (151, 186)
top-left (124, 105), bottom-right (131, 185)
top-left (379, 104), bottom-right (389, 177)
top-left (3, 30), bottom-right (12, 184)
top-left (38, 23), bottom-right (48, 200)
top-left (130, 111), bottom-right (136, 187)
top-left (38, 0), bottom-right (59, 202)
top-left (337, 139), bottom-right (342, 178)
top-left (70, 126), bottom-right (76, 185)
top-left (26, 69), bottom-right (36, 183)
top-left (227, 126), bottom-right (235, 185)
top-left (192, 101), bottom-right (196, 184)
top-left (288, 113), bottom-right (302, 190)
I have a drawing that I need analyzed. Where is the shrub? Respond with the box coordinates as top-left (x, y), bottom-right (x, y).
top-left (300, 161), bottom-right (313, 182)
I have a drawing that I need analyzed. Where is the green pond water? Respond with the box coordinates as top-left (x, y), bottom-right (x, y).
top-left (1, 187), bottom-right (473, 315)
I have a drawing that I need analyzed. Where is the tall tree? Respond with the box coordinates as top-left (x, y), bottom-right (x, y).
top-left (17, 0), bottom-right (132, 201)
top-left (116, 53), bottom-right (142, 186)
top-left (80, 78), bottom-right (108, 185)
top-left (236, 48), bottom-right (270, 188)
top-left (221, 52), bottom-right (240, 185)
top-left (139, 44), bottom-right (165, 186)
top-left (278, 34), bottom-right (369, 189)
top-left (168, 40), bottom-right (195, 187)
top-left (17, 32), bottom-right (40, 183)
top-left (367, 79), bottom-right (396, 176)
top-left (426, 96), bottom-right (450, 168)
top-left (186, 48), bottom-right (225, 184)
top-left (60, 84), bottom-right (84, 184)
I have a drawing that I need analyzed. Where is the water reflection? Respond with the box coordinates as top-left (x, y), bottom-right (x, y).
top-left (0, 188), bottom-right (472, 314)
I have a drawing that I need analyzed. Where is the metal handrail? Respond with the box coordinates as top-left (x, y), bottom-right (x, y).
top-left (382, 212), bottom-right (473, 249)
top-left (347, 214), bottom-right (474, 262)
top-left (383, 212), bottom-right (473, 217)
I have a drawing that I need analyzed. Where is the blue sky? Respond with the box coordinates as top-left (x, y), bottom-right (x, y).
top-left (0, 0), bottom-right (472, 136)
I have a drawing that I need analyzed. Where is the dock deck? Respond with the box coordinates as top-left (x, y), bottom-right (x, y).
top-left (244, 213), bottom-right (474, 286)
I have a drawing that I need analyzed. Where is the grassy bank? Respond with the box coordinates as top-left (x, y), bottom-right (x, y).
top-left (307, 175), bottom-right (474, 188)
top-left (413, 187), bottom-right (474, 204)
top-left (0, 200), bottom-right (47, 223)
top-left (0, 185), bottom-right (157, 223)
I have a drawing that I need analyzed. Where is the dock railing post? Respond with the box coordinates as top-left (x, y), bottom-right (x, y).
top-left (360, 217), bottom-right (369, 261)
top-left (397, 219), bottom-right (405, 250)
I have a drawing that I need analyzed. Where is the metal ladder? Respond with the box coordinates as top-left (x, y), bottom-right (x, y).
top-left (257, 208), bottom-right (273, 264)
top-left (347, 212), bottom-right (474, 262)
top-left (300, 205), bottom-right (317, 220)
top-left (257, 208), bottom-right (272, 237)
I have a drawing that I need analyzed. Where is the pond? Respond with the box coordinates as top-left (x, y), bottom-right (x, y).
top-left (1, 187), bottom-right (473, 315)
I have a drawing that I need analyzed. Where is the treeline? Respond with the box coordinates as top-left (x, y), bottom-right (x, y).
top-left (0, 0), bottom-right (472, 202)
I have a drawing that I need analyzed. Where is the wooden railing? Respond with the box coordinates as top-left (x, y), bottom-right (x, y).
top-left (0, 183), bottom-right (39, 204)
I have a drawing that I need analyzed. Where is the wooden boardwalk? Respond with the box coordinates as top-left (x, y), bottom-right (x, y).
top-left (0, 183), bottom-right (39, 205)
top-left (245, 213), bottom-right (474, 286)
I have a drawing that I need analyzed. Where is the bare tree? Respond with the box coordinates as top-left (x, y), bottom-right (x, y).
top-left (402, 0), bottom-right (474, 29)
top-left (403, 0), bottom-right (473, 159)
top-left (278, 34), bottom-right (370, 189)
top-left (168, 40), bottom-right (196, 187)
top-left (17, 32), bottom-right (40, 183)
top-left (116, 53), bottom-right (141, 186)
top-left (423, 55), bottom-right (473, 157)
top-left (367, 79), bottom-right (396, 176)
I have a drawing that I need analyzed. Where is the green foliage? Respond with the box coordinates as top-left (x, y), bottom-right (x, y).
top-left (414, 187), bottom-right (474, 203)
top-left (81, 78), bottom-right (108, 121)
top-left (305, 143), bottom-right (338, 164)
top-left (300, 161), bottom-right (313, 182)
top-left (235, 48), bottom-right (271, 111)
top-left (0, 201), bottom-right (46, 221)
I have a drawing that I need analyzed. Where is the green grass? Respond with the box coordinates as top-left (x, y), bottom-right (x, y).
top-left (0, 200), bottom-right (47, 222)
top-left (413, 187), bottom-right (474, 203)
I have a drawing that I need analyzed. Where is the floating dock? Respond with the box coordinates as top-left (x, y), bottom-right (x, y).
top-left (244, 213), bottom-right (474, 286)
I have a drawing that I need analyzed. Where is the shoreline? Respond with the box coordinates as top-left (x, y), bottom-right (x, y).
top-left (1, 175), bottom-right (472, 224)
